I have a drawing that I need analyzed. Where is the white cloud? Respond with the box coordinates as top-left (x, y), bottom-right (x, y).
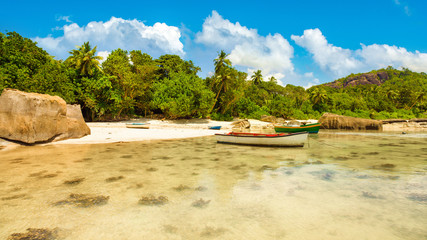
top-left (291, 28), bottom-right (363, 77)
top-left (357, 44), bottom-right (427, 72)
top-left (303, 78), bottom-right (320, 90)
top-left (195, 11), bottom-right (294, 83)
top-left (34, 17), bottom-right (184, 60)
top-left (56, 16), bottom-right (72, 23)
top-left (195, 11), bottom-right (257, 49)
top-left (304, 72), bottom-right (314, 78)
top-left (97, 51), bottom-right (110, 64)
top-left (264, 72), bottom-right (286, 85)
top-left (292, 28), bottom-right (427, 78)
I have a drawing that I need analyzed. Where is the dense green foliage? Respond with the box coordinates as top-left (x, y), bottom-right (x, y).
top-left (309, 68), bottom-right (427, 119)
top-left (0, 32), bottom-right (76, 102)
top-left (0, 31), bottom-right (426, 121)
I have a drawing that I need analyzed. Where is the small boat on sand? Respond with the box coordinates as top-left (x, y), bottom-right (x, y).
top-left (208, 126), bottom-right (222, 130)
top-left (215, 132), bottom-right (308, 147)
top-left (125, 123), bottom-right (150, 129)
top-left (274, 123), bottom-right (321, 134)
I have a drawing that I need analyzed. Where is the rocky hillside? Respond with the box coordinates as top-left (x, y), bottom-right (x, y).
top-left (324, 71), bottom-right (389, 88)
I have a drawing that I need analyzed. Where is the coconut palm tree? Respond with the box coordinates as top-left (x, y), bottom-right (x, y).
top-left (269, 76), bottom-right (277, 83)
top-left (210, 50), bottom-right (233, 112)
top-left (214, 50), bottom-right (232, 75)
top-left (310, 87), bottom-right (327, 105)
top-left (66, 42), bottom-right (103, 76)
top-left (251, 70), bottom-right (263, 85)
top-left (409, 91), bottom-right (425, 110)
top-left (386, 89), bottom-right (399, 103)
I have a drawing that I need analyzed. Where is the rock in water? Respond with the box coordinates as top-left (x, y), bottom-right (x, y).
top-left (318, 113), bottom-right (382, 130)
top-left (59, 104), bottom-right (91, 141)
top-left (0, 89), bottom-right (90, 144)
top-left (231, 119), bottom-right (250, 129)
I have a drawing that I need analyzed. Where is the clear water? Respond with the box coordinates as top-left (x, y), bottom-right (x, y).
top-left (0, 133), bottom-right (426, 239)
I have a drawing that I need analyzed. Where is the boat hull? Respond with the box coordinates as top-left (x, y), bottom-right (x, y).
top-left (126, 123), bottom-right (150, 129)
top-left (215, 132), bottom-right (308, 147)
top-left (274, 123), bottom-right (321, 134)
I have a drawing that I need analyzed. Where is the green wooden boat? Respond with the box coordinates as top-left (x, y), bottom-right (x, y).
top-left (274, 123), bottom-right (321, 134)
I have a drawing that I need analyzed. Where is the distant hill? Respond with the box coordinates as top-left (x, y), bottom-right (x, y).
top-left (324, 71), bottom-right (390, 88)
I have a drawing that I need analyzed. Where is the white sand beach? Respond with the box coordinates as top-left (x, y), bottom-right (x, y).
top-left (55, 119), bottom-right (273, 145)
top-left (1, 118), bottom-right (425, 150)
top-left (69, 119), bottom-right (425, 145)
top-left (0, 118), bottom-right (314, 150)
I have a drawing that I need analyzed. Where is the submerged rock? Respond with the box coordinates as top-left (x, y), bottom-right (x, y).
top-left (191, 198), bottom-right (211, 208)
top-left (138, 195), bottom-right (168, 205)
top-left (63, 178), bottom-right (85, 185)
top-left (54, 193), bottom-right (109, 207)
top-left (407, 193), bottom-right (427, 203)
top-left (195, 186), bottom-right (207, 192)
top-left (372, 163), bottom-right (396, 171)
top-left (105, 176), bottom-right (124, 182)
top-left (200, 226), bottom-right (226, 238)
top-left (8, 228), bottom-right (59, 240)
top-left (172, 184), bottom-right (191, 191)
top-left (362, 191), bottom-right (384, 199)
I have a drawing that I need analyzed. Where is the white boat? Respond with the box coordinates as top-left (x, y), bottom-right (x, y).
top-left (215, 132), bottom-right (308, 147)
top-left (125, 123), bottom-right (150, 129)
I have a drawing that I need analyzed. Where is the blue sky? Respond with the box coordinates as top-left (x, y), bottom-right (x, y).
top-left (1, 0), bottom-right (426, 87)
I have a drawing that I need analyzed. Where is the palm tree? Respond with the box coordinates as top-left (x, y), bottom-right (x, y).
top-left (386, 89), bottom-right (399, 103)
top-left (214, 50), bottom-right (232, 75)
top-left (310, 87), bottom-right (327, 105)
top-left (408, 91), bottom-right (425, 110)
top-left (66, 42), bottom-right (103, 76)
top-left (269, 76), bottom-right (277, 83)
top-left (210, 50), bottom-right (233, 112)
top-left (251, 70), bottom-right (263, 85)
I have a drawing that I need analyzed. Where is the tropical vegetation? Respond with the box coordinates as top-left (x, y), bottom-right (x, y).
top-left (0, 31), bottom-right (426, 121)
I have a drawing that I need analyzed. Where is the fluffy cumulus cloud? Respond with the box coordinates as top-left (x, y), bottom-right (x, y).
top-left (291, 29), bottom-right (363, 77)
top-left (196, 11), bottom-right (294, 83)
top-left (357, 44), bottom-right (427, 72)
top-left (292, 28), bottom-right (427, 78)
top-left (34, 17), bottom-right (184, 60)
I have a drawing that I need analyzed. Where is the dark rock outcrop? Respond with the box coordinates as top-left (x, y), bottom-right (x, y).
top-left (0, 89), bottom-right (90, 144)
top-left (325, 72), bottom-right (389, 89)
top-left (318, 113), bottom-right (382, 130)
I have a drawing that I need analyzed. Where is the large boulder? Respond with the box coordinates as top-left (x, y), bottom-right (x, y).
top-left (0, 89), bottom-right (90, 144)
top-left (260, 115), bottom-right (285, 124)
top-left (231, 119), bottom-right (250, 129)
top-left (58, 104), bottom-right (91, 141)
top-left (318, 113), bottom-right (382, 130)
top-left (287, 120), bottom-right (301, 126)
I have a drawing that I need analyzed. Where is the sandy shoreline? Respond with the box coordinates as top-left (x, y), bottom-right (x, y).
top-left (56, 119), bottom-right (273, 145)
top-left (0, 119), bottom-right (272, 150)
top-left (0, 118), bottom-right (425, 150)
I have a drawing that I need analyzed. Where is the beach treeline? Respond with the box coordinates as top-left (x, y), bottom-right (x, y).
top-left (0, 31), bottom-right (426, 121)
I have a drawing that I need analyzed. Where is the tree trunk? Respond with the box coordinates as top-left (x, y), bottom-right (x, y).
top-left (209, 81), bottom-right (224, 113)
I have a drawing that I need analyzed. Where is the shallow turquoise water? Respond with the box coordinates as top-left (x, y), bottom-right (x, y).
top-left (0, 132), bottom-right (426, 239)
